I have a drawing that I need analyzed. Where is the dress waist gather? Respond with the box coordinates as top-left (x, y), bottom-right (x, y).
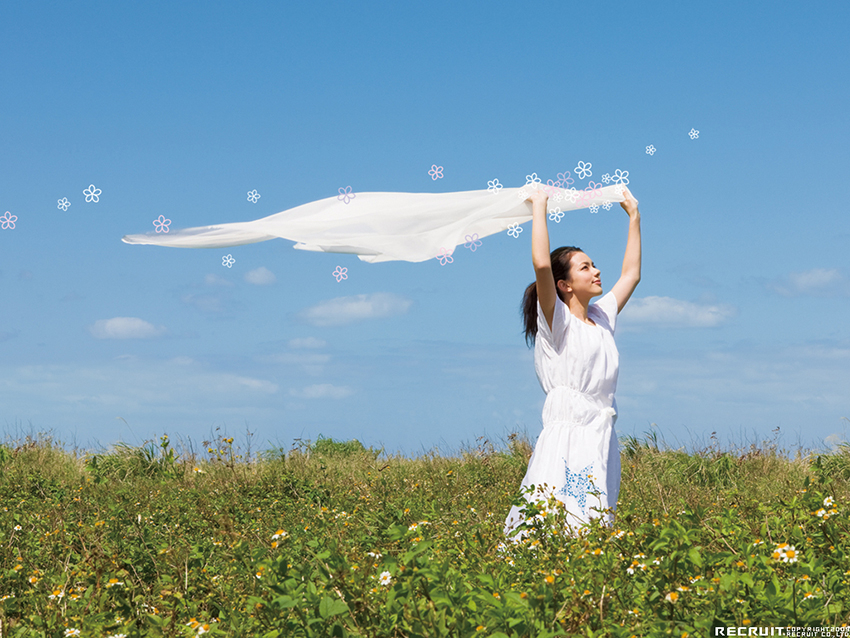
top-left (542, 385), bottom-right (616, 427)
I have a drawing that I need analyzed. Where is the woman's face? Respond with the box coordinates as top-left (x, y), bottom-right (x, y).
top-left (559, 252), bottom-right (602, 298)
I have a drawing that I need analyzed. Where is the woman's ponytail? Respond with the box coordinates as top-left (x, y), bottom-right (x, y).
top-left (521, 281), bottom-right (539, 347)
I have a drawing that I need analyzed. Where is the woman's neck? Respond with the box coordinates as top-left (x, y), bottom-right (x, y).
top-left (566, 295), bottom-right (592, 323)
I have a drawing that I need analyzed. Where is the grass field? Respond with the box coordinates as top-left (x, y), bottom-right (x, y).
top-left (1, 429), bottom-right (849, 637)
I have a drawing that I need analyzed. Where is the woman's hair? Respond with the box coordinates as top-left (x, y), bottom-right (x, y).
top-left (521, 246), bottom-right (583, 347)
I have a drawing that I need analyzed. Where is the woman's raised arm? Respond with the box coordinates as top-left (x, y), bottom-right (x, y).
top-left (528, 190), bottom-right (558, 330)
top-left (609, 187), bottom-right (641, 313)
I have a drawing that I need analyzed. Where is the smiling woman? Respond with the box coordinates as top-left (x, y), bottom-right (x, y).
top-left (504, 187), bottom-right (641, 538)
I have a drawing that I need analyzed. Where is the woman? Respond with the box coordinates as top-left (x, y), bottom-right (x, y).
top-left (504, 186), bottom-right (641, 538)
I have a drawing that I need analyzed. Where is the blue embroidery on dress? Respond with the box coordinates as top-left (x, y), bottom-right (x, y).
top-left (557, 461), bottom-right (606, 515)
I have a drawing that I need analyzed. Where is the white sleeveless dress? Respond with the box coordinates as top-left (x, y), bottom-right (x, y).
top-left (504, 291), bottom-right (621, 537)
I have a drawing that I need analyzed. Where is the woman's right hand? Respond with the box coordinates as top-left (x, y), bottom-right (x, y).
top-left (526, 189), bottom-right (549, 208)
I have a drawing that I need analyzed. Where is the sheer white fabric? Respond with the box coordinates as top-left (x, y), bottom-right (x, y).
top-left (504, 291), bottom-right (621, 538)
top-left (122, 184), bottom-right (626, 263)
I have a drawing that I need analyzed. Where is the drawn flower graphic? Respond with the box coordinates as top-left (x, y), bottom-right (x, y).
top-left (247, 189), bottom-right (261, 203)
top-left (601, 173), bottom-right (612, 184)
top-left (543, 180), bottom-right (560, 197)
top-left (612, 169), bottom-right (630, 185)
top-left (557, 171), bottom-right (574, 188)
top-left (338, 186), bottom-right (355, 204)
top-left (589, 204), bottom-right (600, 214)
top-left (614, 185), bottom-right (625, 196)
top-left (548, 208), bottom-right (564, 223)
top-left (507, 223), bottom-right (523, 238)
top-left (222, 254), bottom-right (236, 268)
top-left (153, 215), bottom-right (171, 233)
top-left (436, 247), bottom-right (454, 265)
top-left (525, 173), bottom-right (541, 188)
top-left (689, 128), bottom-right (700, 139)
top-left (487, 178), bottom-right (502, 193)
top-left (564, 188), bottom-right (579, 204)
top-left (332, 266), bottom-right (348, 282)
top-left (57, 197), bottom-right (71, 211)
top-left (429, 165), bottom-right (444, 180)
top-left (0, 211), bottom-right (17, 230)
top-left (517, 188), bottom-right (528, 200)
top-left (646, 145), bottom-right (656, 155)
top-left (83, 184), bottom-right (102, 203)
top-left (574, 161), bottom-right (592, 179)
top-left (464, 233), bottom-right (482, 251)
top-left (582, 181), bottom-right (602, 202)
top-left (602, 201), bottom-right (613, 210)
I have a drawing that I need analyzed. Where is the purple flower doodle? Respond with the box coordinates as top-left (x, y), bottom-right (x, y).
top-left (437, 247), bottom-right (454, 265)
top-left (464, 233), bottom-right (482, 252)
top-left (332, 266), bottom-right (348, 282)
top-left (543, 180), bottom-right (559, 197)
top-left (429, 165), bottom-right (444, 180)
top-left (153, 215), bottom-right (172, 233)
top-left (1, 211), bottom-right (17, 230)
top-left (557, 171), bottom-right (574, 188)
top-left (338, 186), bottom-right (356, 204)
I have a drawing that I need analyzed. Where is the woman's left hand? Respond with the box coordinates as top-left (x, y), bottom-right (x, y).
top-left (619, 187), bottom-right (639, 217)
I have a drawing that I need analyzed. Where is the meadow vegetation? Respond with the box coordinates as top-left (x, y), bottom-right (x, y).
top-left (0, 428), bottom-right (849, 636)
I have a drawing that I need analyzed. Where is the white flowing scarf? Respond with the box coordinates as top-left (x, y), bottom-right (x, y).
top-left (122, 184), bottom-right (627, 264)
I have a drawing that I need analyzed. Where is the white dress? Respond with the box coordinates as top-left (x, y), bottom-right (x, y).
top-left (504, 291), bottom-right (621, 537)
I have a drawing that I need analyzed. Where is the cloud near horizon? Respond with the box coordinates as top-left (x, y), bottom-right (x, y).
top-left (765, 268), bottom-right (849, 297)
top-left (619, 296), bottom-right (736, 328)
top-left (89, 317), bottom-right (167, 339)
top-left (289, 384), bottom-right (353, 399)
top-left (298, 293), bottom-right (412, 327)
top-left (244, 267), bottom-right (276, 285)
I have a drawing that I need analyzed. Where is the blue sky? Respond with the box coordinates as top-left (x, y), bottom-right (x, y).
top-left (1, 1), bottom-right (848, 455)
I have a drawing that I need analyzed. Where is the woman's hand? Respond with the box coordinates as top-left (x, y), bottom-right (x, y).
top-left (619, 187), bottom-right (639, 217)
top-left (526, 189), bottom-right (549, 208)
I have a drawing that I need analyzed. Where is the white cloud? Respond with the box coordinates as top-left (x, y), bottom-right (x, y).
top-left (289, 384), bottom-right (353, 399)
top-left (289, 337), bottom-right (327, 349)
top-left (89, 317), bottom-right (167, 339)
top-left (298, 293), bottom-right (412, 327)
top-left (182, 293), bottom-right (224, 313)
top-left (766, 268), bottom-right (849, 297)
top-left (619, 296), bottom-right (736, 328)
top-left (244, 266), bottom-right (276, 285)
top-left (205, 273), bottom-right (234, 287)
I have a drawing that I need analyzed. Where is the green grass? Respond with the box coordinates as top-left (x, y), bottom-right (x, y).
top-left (1, 430), bottom-right (849, 636)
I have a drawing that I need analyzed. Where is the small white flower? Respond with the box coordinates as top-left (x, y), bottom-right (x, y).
top-left (247, 189), bottom-right (261, 203)
top-left (64, 630), bottom-right (81, 637)
top-left (688, 128), bottom-right (699, 139)
top-left (574, 161), bottom-right (592, 179)
top-left (600, 173), bottom-right (611, 184)
top-left (487, 178), bottom-right (503, 193)
top-left (507, 223), bottom-right (523, 238)
top-left (83, 184), bottom-right (102, 203)
top-left (525, 173), bottom-right (541, 188)
top-left (589, 204), bottom-right (599, 214)
top-left (57, 197), bottom-right (71, 211)
top-left (612, 169), bottom-right (630, 185)
top-left (367, 551), bottom-right (382, 559)
top-left (14, 525), bottom-right (21, 531)
top-left (646, 145), bottom-right (656, 155)
top-left (824, 496), bottom-right (835, 507)
top-left (379, 571), bottom-right (392, 586)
